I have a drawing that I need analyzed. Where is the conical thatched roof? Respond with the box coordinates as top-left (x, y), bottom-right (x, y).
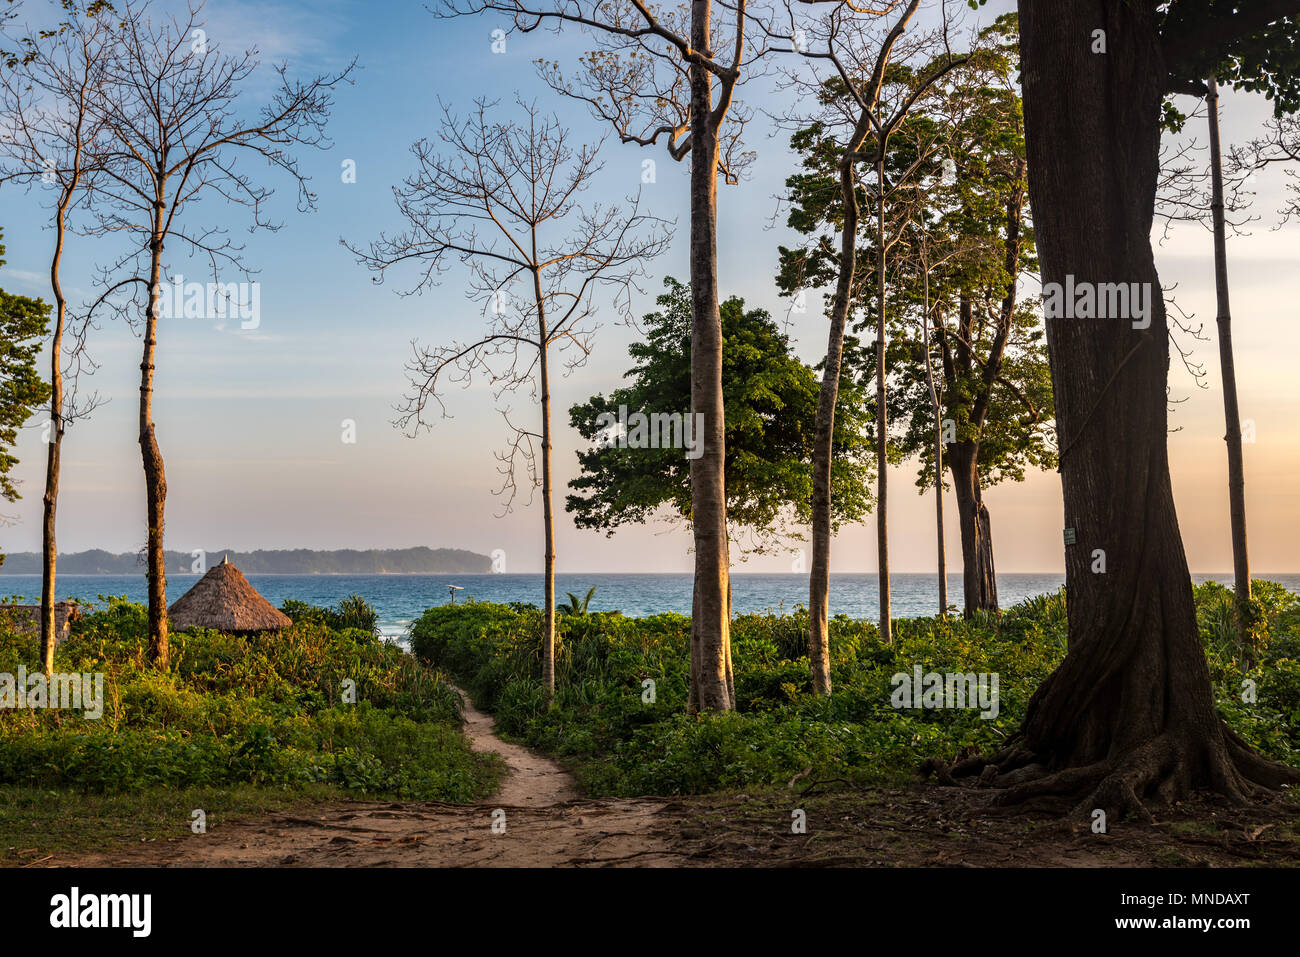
top-left (168, 556), bottom-right (292, 633)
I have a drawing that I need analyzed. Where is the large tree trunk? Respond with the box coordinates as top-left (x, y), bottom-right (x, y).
top-left (142, 229), bottom-right (169, 667)
top-left (949, 444), bottom-right (998, 616)
top-left (1206, 75), bottom-right (1253, 667)
top-left (945, 0), bottom-right (1298, 819)
top-left (686, 0), bottom-right (732, 712)
top-left (39, 200), bottom-right (69, 675)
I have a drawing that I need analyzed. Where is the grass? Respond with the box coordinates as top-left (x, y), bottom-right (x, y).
top-left (6, 580), bottom-right (1299, 862)
top-left (0, 783), bottom-right (341, 865)
top-left (0, 595), bottom-right (503, 861)
top-left (409, 579), bottom-right (1300, 798)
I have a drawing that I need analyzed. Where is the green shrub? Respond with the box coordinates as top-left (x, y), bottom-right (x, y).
top-left (0, 597), bottom-right (499, 801)
top-left (280, 595), bottom-right (381, 637)
top-left (408, 581), bottom-right (1300, 796)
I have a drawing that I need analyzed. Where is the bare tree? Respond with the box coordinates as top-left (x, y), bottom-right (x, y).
top-left (84, 0), bottom-right (352, 666)
top-left (1204, 77), bottom-right (1253, 666)
top-left (1234, 112), bottom-right (1300, 224)
top-left (1157, 88), bottom-right (1260, 666)
top-left (0, 1), bottom-right (112, 672)
top-left (349, 98), bottom-right (667, 706)
top-left (438, 0), bottom-right (772, 712)
top-left (1225, 111), bottom-right (1300, 662)
top-left (1221, 105), bottom-right (1300, 658)
top-left (1155, 105), bottom-right (1255, 239)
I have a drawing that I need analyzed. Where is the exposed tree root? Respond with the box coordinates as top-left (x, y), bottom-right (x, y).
top-left (922, 725), bottom-right (1300, 827)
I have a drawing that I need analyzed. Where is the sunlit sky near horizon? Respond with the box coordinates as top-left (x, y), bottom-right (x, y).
top-left (1, 0), bottom-right (1298, 574)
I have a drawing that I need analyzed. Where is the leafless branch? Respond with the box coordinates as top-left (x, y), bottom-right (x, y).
top-left (347, 96), bottom-right (671, 511)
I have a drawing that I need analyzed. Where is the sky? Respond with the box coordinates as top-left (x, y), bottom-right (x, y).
top-left (0, 0), bottom-right (1297, 574)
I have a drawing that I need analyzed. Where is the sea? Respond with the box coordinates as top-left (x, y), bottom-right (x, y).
top-left (3, 571), bottom-right (1295, 642)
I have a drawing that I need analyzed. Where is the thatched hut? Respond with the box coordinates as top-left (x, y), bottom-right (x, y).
top-left (167, 556), bottom-right (292, 633)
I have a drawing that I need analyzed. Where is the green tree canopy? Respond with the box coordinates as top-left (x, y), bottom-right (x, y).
top-left (567, 277), bottom-right (874, 553)
top-left (778, 17), bottom-right (1055, 495)
top-left (0, 227), bottom-right (51, 513)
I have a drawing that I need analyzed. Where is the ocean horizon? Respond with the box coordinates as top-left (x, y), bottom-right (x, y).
top-left (3, 571), bottom-right (1294, 641)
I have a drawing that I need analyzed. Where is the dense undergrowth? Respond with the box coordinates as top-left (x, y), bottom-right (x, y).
top-left (0, 596), bottom-right (501, 801)
top-left (410, 581), bottom-right (1300, 797)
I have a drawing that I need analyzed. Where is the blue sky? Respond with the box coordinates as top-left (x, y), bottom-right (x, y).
top-left (2, 0), bottom-right (1298, 575)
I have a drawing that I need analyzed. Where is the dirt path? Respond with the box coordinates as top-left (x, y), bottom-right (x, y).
top-left (458, 687), bottom-right (578, 807)
top-left (57, 687), bottom-right (689, 868)
top-left (43, 688), bottom-right (1300, 868)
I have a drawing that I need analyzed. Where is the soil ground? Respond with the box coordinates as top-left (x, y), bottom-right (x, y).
top-left (43, 689), bottom-right (1300, 868)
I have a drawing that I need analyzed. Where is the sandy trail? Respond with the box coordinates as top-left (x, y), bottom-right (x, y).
top-left (458, 687), bottom-right (578, 807)
top-left (58, 686), bottom-right (689, 868)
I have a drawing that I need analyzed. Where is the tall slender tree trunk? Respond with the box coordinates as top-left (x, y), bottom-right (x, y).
top-left (40, 198), bottom-right (70, 675)
top-left (535, 265), bottom-right (556, 706)
top-left (688, 576), bottom-right (700, 712)
top-left (807, 326), bottom-right (839, 693)
top-left (948, 1), bottom-right (1299, 818)
top-left (873, 154), bottom-right (892, 644)
top-left (949, 445), bottom-right (998, 615)
top-left (808, 115), bottom-right (873, 696)
top-left (1206, 75), bottom-right (1252, 667)
top-left (921, 271), bottom-right (947, 617)
top-left (724, 580), bottom-right (734, 707)
top-left (686, 0), bottom-right (732, 712)
top-left (141, 214), bottom-right (169, 667)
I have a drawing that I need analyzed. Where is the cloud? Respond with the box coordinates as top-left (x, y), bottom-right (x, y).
top-left (155, 385), bottom-right (397, 399)
top-left (197, 0), bottom-right (355, 67)
top-left (173, 457), bottom-right (340, 467)
top-left (2, 269), bottom-right (46, 288)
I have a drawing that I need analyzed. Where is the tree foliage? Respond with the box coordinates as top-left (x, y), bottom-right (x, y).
top-left (0, 228), bottom-right (51, 512)
top-left (567, 277), bottom-right (874, 553)
top-left (779, 18), bottom-right (1055, 495)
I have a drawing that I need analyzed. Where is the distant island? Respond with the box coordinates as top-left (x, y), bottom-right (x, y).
top-left (0, 546), bottom-right (492, 575)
